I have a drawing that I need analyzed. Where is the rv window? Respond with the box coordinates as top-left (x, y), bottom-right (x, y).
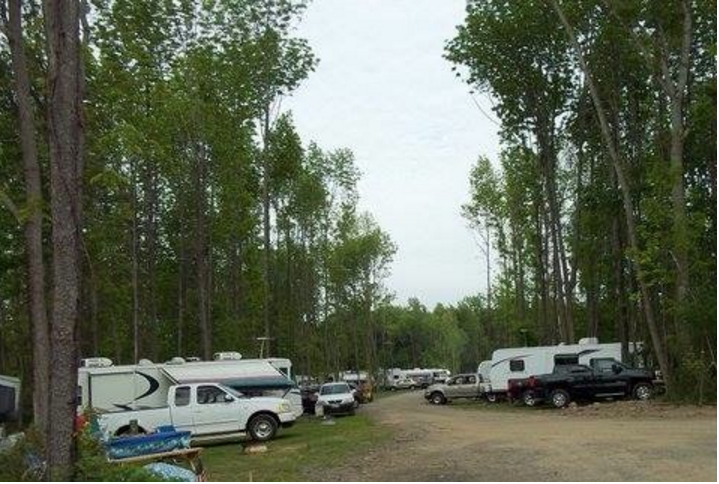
top-left (509, 360), bottom-right (525, 372)
top-left (197, 385), bottom-right (228, 404)
top-left (175, 386), bottom-right (190, 407)
top-left (554, 354), bottom-right (579, 366)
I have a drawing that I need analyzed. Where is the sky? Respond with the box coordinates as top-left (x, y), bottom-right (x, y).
top-left (285, 0), bottom-right (502, 307)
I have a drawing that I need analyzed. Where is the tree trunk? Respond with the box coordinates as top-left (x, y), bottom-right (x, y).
top-left (177, 238), bottom-right (185, 356)
top-left (261, 107), bottom-right (272, 355)
top-left (660, 0), bottom-right (692, 338)
top-left (194, 142), bottom-right (211, 360)
top-left (5, 0), bottom-right (50, 438)
top-left (131, 170), bottom-right (140, 362)
top-left (44, 0), bottom-right (84, 477)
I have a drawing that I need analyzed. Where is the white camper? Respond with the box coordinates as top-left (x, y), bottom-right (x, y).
top-left (78, 356), bottom-right (302, 417)
top-left (385, 367), bottom-right (450, 388)
top-left (480, 338), bottom-right (640, 398)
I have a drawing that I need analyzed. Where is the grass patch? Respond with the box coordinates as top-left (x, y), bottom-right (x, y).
top-left (202, 414), bottom-right (388, 481)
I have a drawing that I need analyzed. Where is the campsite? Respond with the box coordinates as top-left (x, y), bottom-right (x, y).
top-left (0, 0), bottom-right (716, 481)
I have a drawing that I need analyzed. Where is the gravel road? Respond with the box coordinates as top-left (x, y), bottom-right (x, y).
top-left (322, 391), bottom-right (717, 481)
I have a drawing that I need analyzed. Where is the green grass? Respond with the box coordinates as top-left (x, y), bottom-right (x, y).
top-left (202, 414), bottom-right (388, 481)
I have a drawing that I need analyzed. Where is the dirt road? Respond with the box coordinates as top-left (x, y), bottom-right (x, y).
top-left (322, 392), bottom-right (717, 481)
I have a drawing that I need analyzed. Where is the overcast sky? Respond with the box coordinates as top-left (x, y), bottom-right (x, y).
top-left (285, 0), bottom-right (501, 307)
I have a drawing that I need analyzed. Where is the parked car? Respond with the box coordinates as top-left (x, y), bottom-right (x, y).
top-left (316, 382), bottom-right (357, 416)
top-left (413, 374), bottom-right (434, 389)
top-left (345, 378), bottom-right (375, 403)
top-left (97, 383), bottom-right (296, 442)
top-left (391, 376), bottom-right (418, 390)
top-left (424, 373), bottom-right (482, 404)
top-left (522, 361), bottom-right (656, 408)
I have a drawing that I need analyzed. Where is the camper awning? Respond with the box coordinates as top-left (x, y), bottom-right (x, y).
top-left (221, 375), bottom-right (294, 390)
top-left (161, 360), bottom-right (295, 390)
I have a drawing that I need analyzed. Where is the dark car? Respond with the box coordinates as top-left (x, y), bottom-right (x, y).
top-left (523, 361), bottom-right (656, 408)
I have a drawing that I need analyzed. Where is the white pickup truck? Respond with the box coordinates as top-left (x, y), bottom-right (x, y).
top-left (97, 383), bottom-right (296, 442)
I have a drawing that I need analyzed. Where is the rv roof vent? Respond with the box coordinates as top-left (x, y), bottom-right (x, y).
top-left (138, 359), bottom-right (154, 366)
top-left (214, 351), bottom-right (242, 361)
top-left (578, 337), bottom-right (599, 345)
top-left (167, 357), bottom-right (186, 365)
top-left (81, 357), bottom-right (113, 368)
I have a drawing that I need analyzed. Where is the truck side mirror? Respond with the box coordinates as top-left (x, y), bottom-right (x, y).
top-left (612, 364), bottom-right (623, 374)
top-left (224, 394), bottom-right (234, 403)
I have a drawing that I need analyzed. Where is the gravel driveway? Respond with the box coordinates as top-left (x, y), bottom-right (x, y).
top-left (321, 391), bottom-right (716, 481)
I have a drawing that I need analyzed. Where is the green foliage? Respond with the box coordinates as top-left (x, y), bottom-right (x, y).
top-left (447, 0), bottom-right (717, 395)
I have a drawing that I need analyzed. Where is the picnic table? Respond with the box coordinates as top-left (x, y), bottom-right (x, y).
top-left (109, 446), bottom-right (206, 481)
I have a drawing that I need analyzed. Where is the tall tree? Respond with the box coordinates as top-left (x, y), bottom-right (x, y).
top-left (1, 0), bottom-right (50, 437)
top-left (44, 0), bottom-right (84, 477)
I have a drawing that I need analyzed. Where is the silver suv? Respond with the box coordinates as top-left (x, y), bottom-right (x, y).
top-left (424, 373), bottom-right (480, 404)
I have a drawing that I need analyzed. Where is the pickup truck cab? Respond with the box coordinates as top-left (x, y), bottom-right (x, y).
top-left (525, 361), bottom-right (655, 408)
top-left (424, 373), bottom-right (481, 404)
top-left (97, 383), bottom-right (295, 442)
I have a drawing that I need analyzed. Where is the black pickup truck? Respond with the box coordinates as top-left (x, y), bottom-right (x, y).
top-left (513, 361), bottom-right (656, 408)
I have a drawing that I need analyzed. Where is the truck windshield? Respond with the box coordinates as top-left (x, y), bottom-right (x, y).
top-left (320, 384), bottom-right (350, 395)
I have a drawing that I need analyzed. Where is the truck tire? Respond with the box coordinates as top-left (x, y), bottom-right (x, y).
top-left (522, 390), bottom-right (537, 407)
top-left (430, 392), bottom-right (446, 405)
top-left (247, 413), bottom-right (278, 442)
top-left (485, 393), bottom-right (498, 403)
top-left (632, 383), bottom-right (652, 401)
top-left (549, 389), bottom-right (570, 408)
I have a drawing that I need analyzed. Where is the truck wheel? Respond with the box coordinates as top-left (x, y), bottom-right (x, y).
top-left (522, 391), bottom-right (537, 407)
top-left (633, 383), bottom-right (652, 401)
top-left (430, 392), bottom-right (446, 405)
top-left (248, 414), bottom-right (278, 442)
top-left (486, 393), bottom-right (498, 403)
top-left (549, 389), bottom-right (570, 408)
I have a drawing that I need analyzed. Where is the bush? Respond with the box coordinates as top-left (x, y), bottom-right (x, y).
top-left (0, 426), bottom-right (164, 481)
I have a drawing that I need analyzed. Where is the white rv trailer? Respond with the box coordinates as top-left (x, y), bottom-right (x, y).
top-left (481, 338), bottom-right (640, 396)
top-left (78, 356), bottom-right (302, 417)
top-left (385, 367), bottom-right (451, 387)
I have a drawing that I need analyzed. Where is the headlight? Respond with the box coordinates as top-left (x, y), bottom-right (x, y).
top-left (279, 402), bottom-right (291, 413)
